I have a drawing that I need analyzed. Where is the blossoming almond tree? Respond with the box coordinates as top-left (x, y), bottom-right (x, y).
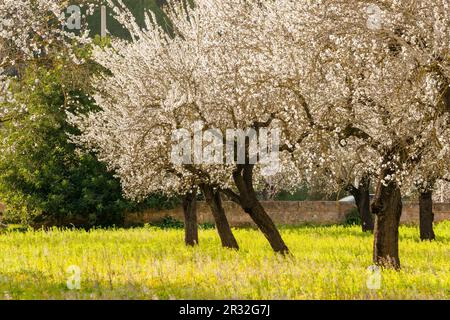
top-left (70, 0), bottom-right (242, 249)
top-left (306, 0), bottom-right (450, 268)
top-left (72, 96), bottom-right (205, 246)
top-left (236, 0), bottom-right (449, 267)
top-left (73, 0), bottom-right (318, 255)
top-left (190, 0), bottom-right (304, 254)
top-left (407, 119), bottom-right (450, 241)
top-left (0, 0), bottom-right (64, 66)
top-left (1, 0), bottom-right (64, 123)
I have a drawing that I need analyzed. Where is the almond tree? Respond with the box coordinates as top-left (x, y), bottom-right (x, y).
top-left (1, 0), bottom-right (65, 122)
top-left (72, 0), bottom-right (310, 254)
top-left (70, 0), bottom-right (241, 249)
top-left (243, 0), bottom-right (449, 267)
top-left (72, 98), bottom-right (205, 245)
top-left (407, 120), bottom-right (450, 241)
top-left (307, 0), bottom-right (450, 268)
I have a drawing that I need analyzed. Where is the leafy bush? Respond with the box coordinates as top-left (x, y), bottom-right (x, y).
top-left (343, 207), bottom-right (361, 226)
top-left (152, 216), bottom-right (185, 229)
top-left (149, 216), bottom-right (216, 230)
top-left (199, 222), bottom-right (216, 230)
top-left (0, 62), bottom-right (134, 227)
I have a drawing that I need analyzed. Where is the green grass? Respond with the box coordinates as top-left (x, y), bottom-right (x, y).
top-left (0, 222), bottom-right (449, 299)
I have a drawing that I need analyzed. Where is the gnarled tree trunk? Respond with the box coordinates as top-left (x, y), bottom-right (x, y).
top-left (182, 190), bottom-right (198, 246)
top-left (371, 175), bottom-right (402, 269)
top-left (349, 177), bottom-right (374, 232)
top-left (419, 190), bottom-right (435, 241)
top-left (201, 184), bottom-right (239, 250)
top-left (232, 164), bottom-right (289, 255)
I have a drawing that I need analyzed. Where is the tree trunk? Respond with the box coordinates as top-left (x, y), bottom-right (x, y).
top-left (371, 176), bottom-right (402, 269)
top-left (419, 190), bottom-right (435, 241)
top-left (233, 164), bottom-right (289, 255)
top-left (201, 184), bottom-right (239, 250)
top-left (182, 191), bottom-right (198, 246)
top-left (349, 177), bottom-right (374, 232)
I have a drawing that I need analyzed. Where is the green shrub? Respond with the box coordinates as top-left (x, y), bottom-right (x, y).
top-left (0, 63), bottom-right (134, 227)
top-left (199, 222), bottom-right (215, 230)
top-left (344, 207), bottom-right (361, 226)
top-left (149, 216), bottom-right (216, 230)
top-left (152, 216), bottom-right (185, 229)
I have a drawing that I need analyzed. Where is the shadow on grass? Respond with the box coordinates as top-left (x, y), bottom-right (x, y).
top-left (0, 270), bottom-right (227, 300)
top-left (278, 224), bottom-right (375, 238)
top-left (278, 223), bottom-right (450, 243)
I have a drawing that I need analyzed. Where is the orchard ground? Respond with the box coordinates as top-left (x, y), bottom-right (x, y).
top-left (0, 223), bottom-right (449, 299)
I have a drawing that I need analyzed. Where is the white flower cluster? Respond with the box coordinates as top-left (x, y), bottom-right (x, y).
top-left (0, 0), bottom-right (96, 67)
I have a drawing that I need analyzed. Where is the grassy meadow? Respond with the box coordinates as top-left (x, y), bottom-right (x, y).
top-left (0, 222), bottom-right (449, 300)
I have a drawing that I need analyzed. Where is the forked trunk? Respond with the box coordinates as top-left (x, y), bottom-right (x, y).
top-left (201, 184), bottom-right (239, 250)
top-left (182, 190), bottom-right (198, 246)
top-left (233, 164), bottom-right (289, 255)
top-left (419, 190), bottom-right (435, 241)
top-left (349, 177), bottom-right (374, 232)
top-left (371, 177), bottom-right (402, 269)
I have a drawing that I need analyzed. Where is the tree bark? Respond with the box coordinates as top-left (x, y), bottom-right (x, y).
top-left (371, 176), bottom-right (402, 269)
top-left (349, 177), bottom-right (374, 232)
top-left (201, 184), bottom-right (239, 250)
top-left (182, 191), bottom-right (198, 246)
top-left (443, 85), bottom-right (450, 113)
top-left (419, 190), bottom-right (435, 241)
top-left (232, 164), bottom-right (289, 255)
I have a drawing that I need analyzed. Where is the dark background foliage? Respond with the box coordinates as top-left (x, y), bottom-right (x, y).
top-left (0, 1), bottom-right (179, 227)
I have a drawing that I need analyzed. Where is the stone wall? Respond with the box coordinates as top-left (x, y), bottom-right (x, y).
top-left (2, 200), bottom-right (449, 226)
top-left (124, 201), bottom-right (450, 227)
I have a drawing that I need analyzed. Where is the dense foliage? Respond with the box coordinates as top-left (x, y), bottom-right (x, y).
top-left (0, 61), bottom-right (130, 226)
